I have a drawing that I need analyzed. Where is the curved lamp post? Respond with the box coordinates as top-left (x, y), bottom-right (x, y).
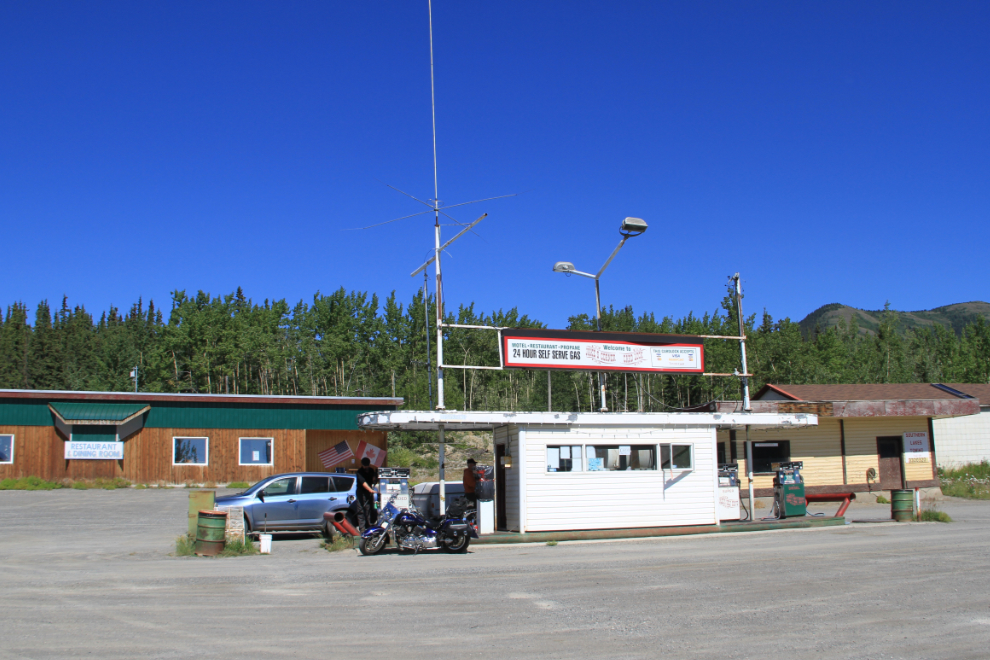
top-left (553, 217), bottom-right (648, 412)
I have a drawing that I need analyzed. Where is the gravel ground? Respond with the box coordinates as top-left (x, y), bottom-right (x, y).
top-left (1, 489), bottom-right (988, 659)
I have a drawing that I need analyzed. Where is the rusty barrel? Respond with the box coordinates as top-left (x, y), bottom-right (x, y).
top-left (195, 509), bottom-right (228, 556)
top-left (891, 489), bottom-right (914, 522)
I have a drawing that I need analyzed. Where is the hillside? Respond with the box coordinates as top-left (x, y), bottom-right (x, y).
top-left (798, 301), bottom-right (990, 338)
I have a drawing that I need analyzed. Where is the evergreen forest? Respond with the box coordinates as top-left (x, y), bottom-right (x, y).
top-left (1, 287), bottom-right (989, 417)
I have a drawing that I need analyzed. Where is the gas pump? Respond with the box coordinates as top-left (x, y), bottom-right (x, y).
top-left (717, 463), bottom-right (741, 521)
top-left (377, 467), bottom-right (411, 510)
top-left (773, 462), bottom-right (806, 518)
top-left (475, 464), bottom-right (495, 534)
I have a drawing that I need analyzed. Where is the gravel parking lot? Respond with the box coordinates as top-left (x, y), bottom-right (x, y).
top-left (1, 489), bottom-right (988, 660)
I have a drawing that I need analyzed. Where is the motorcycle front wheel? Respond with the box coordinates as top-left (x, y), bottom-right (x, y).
top-left (443, 535), bottom-right (470, 553)
top-left (359, 532), bottom-right (387, 556)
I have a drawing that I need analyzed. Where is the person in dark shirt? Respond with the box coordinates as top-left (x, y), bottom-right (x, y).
top-left (355, 458), bottom-right (378, 530)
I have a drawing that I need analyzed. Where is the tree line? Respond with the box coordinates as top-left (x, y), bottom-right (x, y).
top-left (1, 288), bottom-right (988, 415)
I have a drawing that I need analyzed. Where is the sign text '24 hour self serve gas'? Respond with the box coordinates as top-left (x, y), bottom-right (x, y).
top-left (499, 328), bottom-right (704, 374)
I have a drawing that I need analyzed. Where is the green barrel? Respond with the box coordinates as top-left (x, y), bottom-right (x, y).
top-left (195, 510), bottom-right (228, 556)
top-left (188, 491), bottom-right (215, 537)
top-left (891, 489), bottom-right (915, 522)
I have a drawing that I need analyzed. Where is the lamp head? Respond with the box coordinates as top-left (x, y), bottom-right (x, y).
top-left (553, 261), bottom-right (575, 273)
top-left (619, 217), bottom-right (648, 236)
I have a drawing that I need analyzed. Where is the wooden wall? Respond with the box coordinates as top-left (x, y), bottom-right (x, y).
top-left (0, 425), bottom-right (386, 484)
top-left (304, 430), bottom-right (388, 472)
top-left (716, 415), bottom-right (937, 495)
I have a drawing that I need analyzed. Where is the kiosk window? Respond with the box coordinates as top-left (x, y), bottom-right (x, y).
top-left (660, 444), bottom-right (693, 470)
top-left (0, 435), bottom-right (12, 464)
top-left (547, 445), bottom-right (583, 472)
top-left (239, 438), bottom-right (273, 465)
top-left (586, 445), bottom-right (656, 471)
top-left (300, 476), bottom-right (331, 494)
top-left (173, 437), bottom-right (208, 465)
top-left (752, 441), bottom-right (790, 473)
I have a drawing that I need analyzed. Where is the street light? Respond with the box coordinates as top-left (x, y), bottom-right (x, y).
top-left (552, 217), bottom-right (648, 412)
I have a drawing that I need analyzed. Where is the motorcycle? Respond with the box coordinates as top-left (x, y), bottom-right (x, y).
top-left (359, 496), bottom-right (477, 556)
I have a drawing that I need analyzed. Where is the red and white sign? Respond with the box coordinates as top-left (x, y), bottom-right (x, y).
top-left (356, 441), bottom-right (387, 467)
top-left (903, 432), bottom-right (930, 463)
top-left (501, 330), bottom-right (704, 373)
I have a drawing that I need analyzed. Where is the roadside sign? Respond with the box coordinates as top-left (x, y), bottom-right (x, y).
top-left (500, 328), bottom-right (704, 373)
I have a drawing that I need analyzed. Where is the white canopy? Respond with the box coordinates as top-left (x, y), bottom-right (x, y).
top-left (357, 410), bottom-right (818, 431)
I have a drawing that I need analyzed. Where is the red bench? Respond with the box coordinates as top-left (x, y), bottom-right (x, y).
top-left (804, 492), bottom-right (856, 517)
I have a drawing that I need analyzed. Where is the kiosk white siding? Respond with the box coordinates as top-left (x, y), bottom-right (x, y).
top-left (520, 425), bottom-right (717, 532)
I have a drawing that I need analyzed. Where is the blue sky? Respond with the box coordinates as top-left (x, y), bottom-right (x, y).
top-left (1, 1), bottom-right (987, 327)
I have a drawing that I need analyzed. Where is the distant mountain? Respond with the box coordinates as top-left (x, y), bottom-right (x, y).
top-left (798, 302), bottom-right (990, 338)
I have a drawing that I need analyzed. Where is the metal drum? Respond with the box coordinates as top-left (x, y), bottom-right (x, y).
top-left (195, 509), bottom-right (228, 556)
top-left (891, 489), bottom-right (914, 522)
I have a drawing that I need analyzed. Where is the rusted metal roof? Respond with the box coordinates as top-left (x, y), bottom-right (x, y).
top-left (702, 398), bottom-right (979, 419)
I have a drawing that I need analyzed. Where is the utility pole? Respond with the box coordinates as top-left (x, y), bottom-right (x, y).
top-left (130, 366), bottom-right (138, 393)
top-left (733, 273), bottom-right (751, 411)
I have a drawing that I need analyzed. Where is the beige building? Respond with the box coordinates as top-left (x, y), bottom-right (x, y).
top-left (704, 384), bottom-right (981, 497)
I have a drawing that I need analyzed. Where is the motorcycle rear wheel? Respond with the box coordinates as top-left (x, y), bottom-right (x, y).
top-left (444, 535), bottom-right (470, 553)
top-left (359, 532), bottom-right (387, 556)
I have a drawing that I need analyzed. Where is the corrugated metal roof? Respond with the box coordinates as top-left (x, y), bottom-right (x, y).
top-left (940, 383), bottom-right (990, 403)
top-left (755, 383), bottom-right (964, 401)
top-left (49, 402), bottom-right (149, 423)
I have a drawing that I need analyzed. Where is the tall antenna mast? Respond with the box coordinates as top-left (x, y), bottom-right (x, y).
top-left (428, 0), bottom-right (446, 412)
top-left (427, 0), bottom-right (448, 513)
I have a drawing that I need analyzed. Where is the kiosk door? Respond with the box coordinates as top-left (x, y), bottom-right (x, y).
top-left (495, 444), bottom-right (507, 531)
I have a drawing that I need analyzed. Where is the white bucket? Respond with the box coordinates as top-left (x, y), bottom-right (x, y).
top-left (259, 534), bottom-right (272, 554)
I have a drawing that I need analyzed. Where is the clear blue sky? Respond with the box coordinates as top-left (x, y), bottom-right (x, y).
top-left (2, 1), bottom-right (987, 327)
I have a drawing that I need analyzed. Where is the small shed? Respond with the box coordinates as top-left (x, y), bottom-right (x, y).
top-left (929, 384), bottom-right (990, 468)
top-left (358, 410), bottom-right (817, 533)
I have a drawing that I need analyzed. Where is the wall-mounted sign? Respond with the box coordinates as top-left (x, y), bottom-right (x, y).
top-left (903, 432), bottom-right (930, 463)
top-left (500, 328), bottom-right (704, 373)
top-left (64, 441), bottom-right (124, 460)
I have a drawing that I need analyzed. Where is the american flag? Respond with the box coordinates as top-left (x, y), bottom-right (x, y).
top-left (318, 441), bottom-right (354, 469)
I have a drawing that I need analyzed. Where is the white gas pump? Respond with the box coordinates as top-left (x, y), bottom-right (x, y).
top-left (717, 463), bottom-right (741, 521)
top-left (377, 467), bottom-right (411, 510)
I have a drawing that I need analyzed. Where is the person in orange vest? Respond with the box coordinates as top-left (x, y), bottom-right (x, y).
top-left (462, 458), bottom-right (479, 505)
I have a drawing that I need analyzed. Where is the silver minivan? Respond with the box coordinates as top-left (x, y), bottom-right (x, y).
top-left (215, 472), bottom-right (357, 534)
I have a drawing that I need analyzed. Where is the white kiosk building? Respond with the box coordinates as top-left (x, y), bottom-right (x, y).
top-left (359, 410), bottom-right (817, 533)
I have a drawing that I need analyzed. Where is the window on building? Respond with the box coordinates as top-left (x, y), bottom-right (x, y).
top-left (172, 437), bottom-right (208, 465)
top-left (586, 445), bottom-right (656, 471)
top-left (546, 445), bottom-right (583, 472)
top-left (0, 435), bottom-right (12, 464)
top-left (300, 476), bottom-right (331, 494)
top-left (660, 444), bottom-right (694, 470)
top-left (751, 441), bottom-right (790, 474)
top-left (239, 438), bottom-right (273, 465)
